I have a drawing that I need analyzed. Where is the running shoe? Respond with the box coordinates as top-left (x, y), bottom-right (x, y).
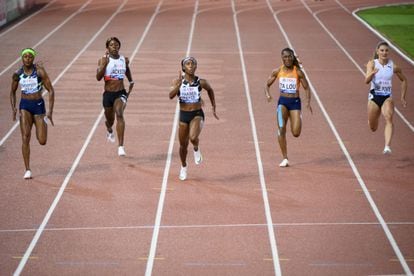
top-left (179, 166), bottom-right (187, 181)
top-left (194, 148), bottom-right (203, 165)
top-left (23, 170), bottom-right (32, 179)
top-left (106, 131), bottom-right (115, 143)
top-left (279, 159), bottom-right (289, 167)
top-left (383, 146), bottom-right (392, 155)
top-left (118, 146), bottom-right (126, 156)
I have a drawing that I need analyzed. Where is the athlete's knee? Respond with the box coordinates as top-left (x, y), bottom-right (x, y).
top-left (292, 131), bottom-right (301, 138)
top-left (277, 127), bottom-right (286, 137)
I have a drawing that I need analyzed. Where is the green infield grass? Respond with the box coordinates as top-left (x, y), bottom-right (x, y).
top-left (356, 4), bottom-right (414, 59)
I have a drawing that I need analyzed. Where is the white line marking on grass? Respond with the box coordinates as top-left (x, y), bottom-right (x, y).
top-left (232, 1), bottom-right (281, 275)
top-left (145, 2), bottom-right (198, 275)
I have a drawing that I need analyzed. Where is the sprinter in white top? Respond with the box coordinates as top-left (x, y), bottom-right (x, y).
top-left (97, 37), bottom-right (134, 156)
top-left (365, 41), bottom-right (407, 154)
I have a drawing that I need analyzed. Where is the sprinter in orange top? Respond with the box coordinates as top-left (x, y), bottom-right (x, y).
top-left (264, 48), bottom-right (312, 167)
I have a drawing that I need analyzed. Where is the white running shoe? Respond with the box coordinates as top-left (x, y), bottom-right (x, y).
top-left (118, 146), bottom-right (126, 156)
top-left (179, 166), bottom-right (187, 181)
top-left (383, 146), bottom-right (392, 155)
top-left (279, 159), bottom-right (289, 167)
top-left (107, 131), bottom-right (115, 143)
top-left (23, 170), bottom-right (32, 179)
top-left (194, 148), bottom-right (202, 165)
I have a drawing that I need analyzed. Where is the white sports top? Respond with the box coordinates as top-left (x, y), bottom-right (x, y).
top-left (370, 59), bottom-right (393, 96)
top-left (104, 55), bottom-right (126, 81)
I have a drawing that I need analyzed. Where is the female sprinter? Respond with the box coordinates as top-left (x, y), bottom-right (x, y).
top-left (10, 48), bottom-right (55, 179)
top-left (169, 57), bottom-right (219, 180)
top-left (264, 48), bottom-right (312, 167)
top-left (96, 37), bottom-right (134, 156)
top-left (365, 41), bottom-right (407, 154)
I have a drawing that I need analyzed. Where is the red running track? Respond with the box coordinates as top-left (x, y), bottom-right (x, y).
top-left (0, 0), bottom-right (413, 275)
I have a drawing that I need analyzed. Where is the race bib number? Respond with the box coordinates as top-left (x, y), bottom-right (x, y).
top-left (180, 85), bottom-right (200, 103)
top-left (20, 77), bottom-right (39, 94)
top-left (279, 77), bottom-right (297, 94)
top-left (374, 80), bottom-right (391, 95)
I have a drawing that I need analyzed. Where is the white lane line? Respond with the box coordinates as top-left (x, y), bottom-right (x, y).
top-left (348, 2), bottom-right (414, 66)
top-left (0, 0), bottom-right (93, 147)
top-left (267, 1), bottom-right (413, 275)
top-left (232, 1), bottom-right (281, 275)
top-left (144, 1), bottom-right (198, 275)
top-left (312, 2), bottom-right (413, 132)
top-left (0, 0), bottom-right (57, 38)
top-left (301, 1), bottom-right (413, 275)
top-left (0, 0), bottom-right (92, 78)
top-left (12, 0), bottom-right (165, 274)
top-left (2, 221), bottom-right (413, 233)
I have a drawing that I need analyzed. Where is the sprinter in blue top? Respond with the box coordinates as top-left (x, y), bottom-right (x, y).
top-left (10, 48), bottom-right (55, 179)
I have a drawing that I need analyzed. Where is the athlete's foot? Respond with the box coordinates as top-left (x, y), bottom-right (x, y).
top-left (279, 158), bottom-right (289, 167)
top-left (383, 145), bottom-right (392, 155)
top-left (194, 148), bottom-right (202, 165)
top-left (23, 170), bottom-right (32, 179)
top-left (106, 131), bottom-right (115, 143)
top-left (179, 166), bottom-right (187, 181)
top-left (118, 146), bottom-right (126, 156)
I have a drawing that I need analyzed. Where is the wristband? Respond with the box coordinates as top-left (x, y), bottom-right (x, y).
top-left (129, 81), bottom-right (134, 84)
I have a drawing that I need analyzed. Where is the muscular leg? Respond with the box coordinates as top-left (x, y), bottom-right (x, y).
top-left (189, 116), bottom-right (203, 151)
top-left (277, 105), bottom-right (289, 159)
top-left (19, 110), bottom-right (34, 171)
top-left (34, 114), bottom-right (47, 145)
top-left (104, 106), bottom-right (115, 133)
top-left (289, 110), bottom-right (302, 138)
top-left (178, 122), bottom-right (190, 167)
top-left (114, 98), bottom-right (126, 146)
top-left (367, 101), bottom-right (381, 132)
top-left (381, 99), bottom-right (394, 147)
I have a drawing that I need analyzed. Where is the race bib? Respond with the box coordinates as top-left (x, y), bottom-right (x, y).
top-left (20, 76), bottom-right (39, 94)
top-left (279, 77), bottom-right (297, 94)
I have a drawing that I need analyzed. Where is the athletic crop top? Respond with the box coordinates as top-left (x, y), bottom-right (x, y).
top-left (179, 76), bottom-right (202, 104)
top-left (17, 65), bottom-right (43, 95)
top-left (104, 55), bottom-right (126, 81)
top-left (370, 59), bottom-right (393, 96)
top-left (278, 65), bottom-right (300, 94)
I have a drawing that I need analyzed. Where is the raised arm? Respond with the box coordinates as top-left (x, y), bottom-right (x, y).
top-left (264, 68), bottom-right (279, 102)
top-left (365, 59), bottom-right (378, 84)
top-left (169, 71), bottom-right (182, 99)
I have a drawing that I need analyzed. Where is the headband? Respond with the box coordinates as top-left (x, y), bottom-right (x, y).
top-left (21, 48), bottom-right (37, 57)
top-left (182, 56), bottom-right (197, 66)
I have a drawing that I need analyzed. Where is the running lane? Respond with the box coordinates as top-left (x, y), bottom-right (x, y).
top-left (151, 1), bottom-right (276, 275)
top-left (246, 0), bottom-right (413, 275)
